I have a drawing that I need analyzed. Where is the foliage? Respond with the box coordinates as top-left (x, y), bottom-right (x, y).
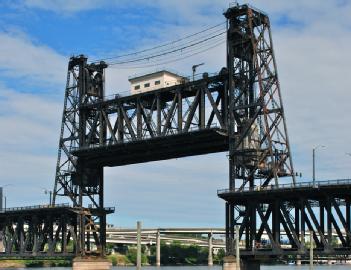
top-left (49, 260), bottom-right (71, 267)
top-left (108, 255), bottom-right (118, 266)
top-left (24, 260), bottom-right (44, 267)
top-left (107, 241), bottom-right (224, 266)
top-left (126, 247), bottom-right (148, 265)
top-left (160, 241), bottom-right (208, 265)
top-left (214, 248), bottom-right (225, 264)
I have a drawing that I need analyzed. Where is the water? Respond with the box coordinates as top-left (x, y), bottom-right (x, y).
top-left (1, 266), bottom-right (350, 270)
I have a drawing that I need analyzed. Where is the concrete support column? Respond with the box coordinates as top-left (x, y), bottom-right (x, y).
top-left (145, 245), bottom-right (151, 256)
top-left (235, 225), bottom-right (240, 269)
top-left (223, 255), bottom-right (239, 270)
top-left (156, 230), bottom-right (161, 267)
top-left (208, 232), bottom-right (213, 266)
top-left (223, 226), bottom-right (241, 270)
top-left (137, 221), bottom-right (141, 270)
top-left (296, 255), bottom-right (301, 265)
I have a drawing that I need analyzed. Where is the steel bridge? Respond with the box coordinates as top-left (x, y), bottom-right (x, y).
top-left (0, 4), bottom-right (350, 268)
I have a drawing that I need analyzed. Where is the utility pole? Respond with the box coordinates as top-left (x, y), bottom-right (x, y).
top-left (0, 187), bottom-right (2, 212)
top-left (156, 230), bottom-right (161, 266)
top-left (43, 188), bottom-right (52, 206)
top-left (137, 221), bottom-right (142, 270)
top-left (208, 232), bottom-right (213, 266)
top-left (0, 185), bottom-right (11, 212)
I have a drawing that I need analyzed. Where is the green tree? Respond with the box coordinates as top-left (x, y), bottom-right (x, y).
top-left (126, 247), bottom-right (148, 265)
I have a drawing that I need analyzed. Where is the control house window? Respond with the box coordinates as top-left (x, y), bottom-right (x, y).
top-left (134, 85), bottom-right (140, 90)
top-left (155, 80), bottom-right (161, 85)
top-left (144, 83), bottom-right (150, 88)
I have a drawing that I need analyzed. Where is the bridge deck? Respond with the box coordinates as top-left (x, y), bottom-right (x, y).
top-left (0, 204), bottom-right (76, 217)
top-left (239, 248), bottom-right (351, 257)
top-left (73, 128), bottom-right (228, 167)
top-left (218, 179), bottom-right (351, 204)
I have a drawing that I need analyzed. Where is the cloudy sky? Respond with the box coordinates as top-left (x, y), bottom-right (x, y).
top-left (0, 0), bottom-right (350, 228)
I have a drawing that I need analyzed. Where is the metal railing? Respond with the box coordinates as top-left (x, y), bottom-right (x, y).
top-left (0, 204), bottom-right (115, 213)
top-left (0, 203), bottom-right (70, 213)
top-left (217, 179), bottom-right (351, 195)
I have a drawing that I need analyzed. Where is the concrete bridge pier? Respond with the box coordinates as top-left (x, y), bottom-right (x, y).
top-left (208, 232), bottom-right (213, 266)
top-left (156, 230), bottom-right (161, 266)
top-left (296, 255), bottom-right (301, 265)
top-left (241, 259), bottom-right (260, 270)
top-left (72, 257), bottom-right (112, 270)
top-left (223, 256), bottom-right (260, 270)
top-left (223, 255), bottom-right (239, 270)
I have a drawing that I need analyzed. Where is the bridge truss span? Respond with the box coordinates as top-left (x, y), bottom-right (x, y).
top-left (72, 72), bottom-right (229, 167)
top-left (219, 180), bottom-right (351, 256)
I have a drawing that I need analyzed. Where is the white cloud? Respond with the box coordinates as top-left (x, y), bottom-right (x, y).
top-left (0, 31), bottom-right (67, 86)
top-left (104, 154), bottom-right (227, 227)
top-left (23, 0), bottom-right (103, 13)
top-left (0, 87), bottom-right (61, 147)
top-left (273, 13), bottom-right (351, 180)
top-left (0, 86), bottom-right (61, 206)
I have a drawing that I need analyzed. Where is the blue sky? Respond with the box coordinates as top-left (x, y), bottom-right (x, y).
top-left (0, 0), bottom-right (351, 229)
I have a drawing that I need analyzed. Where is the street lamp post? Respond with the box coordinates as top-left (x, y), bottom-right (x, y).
top-left (0, 184), bottom-right (12, 212)
top-left (312, 145), bottom-right (325, 186)
top-left (43, 189), bottom-right (52, 206)
top-left (192, 63), bottom-right (204, 81)
top-left (0, 187), bottom-right (2, 212)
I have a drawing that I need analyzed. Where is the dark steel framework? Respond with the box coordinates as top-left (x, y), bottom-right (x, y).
top-left (0, 206), bottom-right (78, 257)
top-left (71, 72), bottom-right (229, 166)
top-left (221, 4), bottom-right (351, 259)
top-left (1, 4), bottom-right (350, 260)
top-left (219, 181), bottom-right (351, 257)
top-left (52, 56), bottom-right (113, 257)
top-left (224, 4), bottom-right (297, 255)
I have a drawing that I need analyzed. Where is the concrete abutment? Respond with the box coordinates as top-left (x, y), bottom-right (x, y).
top-left (223, 256), bottom-right (260, 270)
top-left (72, 257), bottom-right (112, 270)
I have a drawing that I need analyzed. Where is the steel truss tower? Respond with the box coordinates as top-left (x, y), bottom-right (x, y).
top-left (52, 55), bottom-right (113, 256)
top-left (225, 4), bottom-right (295, 254)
